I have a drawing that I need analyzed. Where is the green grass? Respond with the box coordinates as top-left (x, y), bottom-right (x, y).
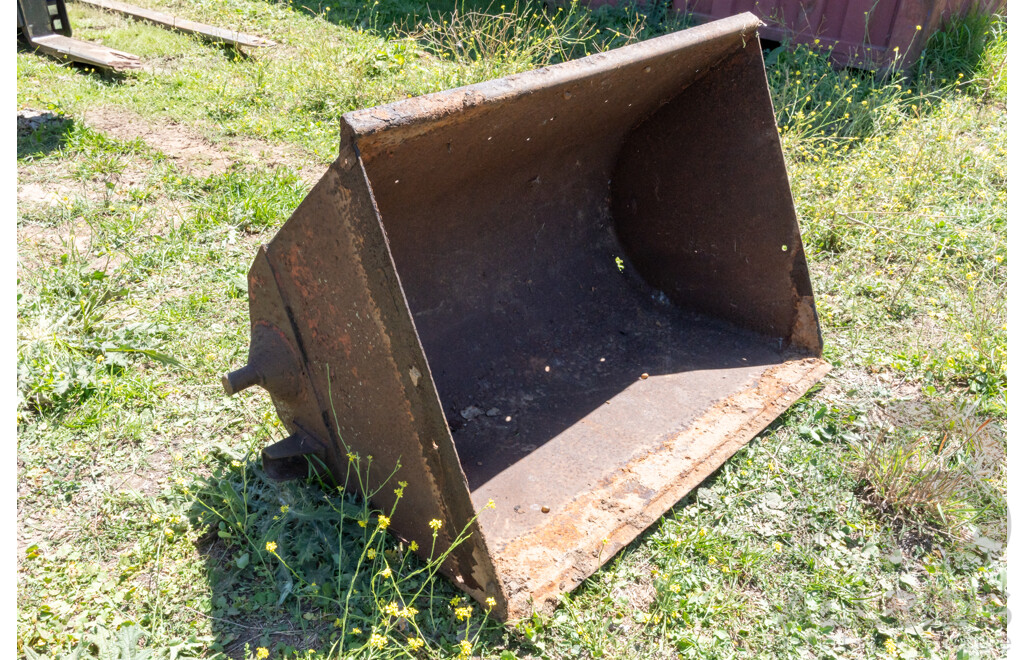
top-left (17, 3), bottom-right (1006, 658)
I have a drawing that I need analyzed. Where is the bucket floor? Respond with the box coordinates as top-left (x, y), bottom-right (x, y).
top-left (429, 274), bottom-right (790, 550)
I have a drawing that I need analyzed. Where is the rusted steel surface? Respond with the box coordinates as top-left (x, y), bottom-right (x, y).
top-left (78, 0), bottom-right (275, 48)
top-left (671, 0), bottom-right (1006, 69)
top-left (489, 358), bottom-right (831, 615)
top-left (225, 12), bottom-right (828, 620)
top-left (18, 0), bottom-right (142, 70)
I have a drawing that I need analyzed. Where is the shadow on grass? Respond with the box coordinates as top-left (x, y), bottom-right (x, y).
top-left (274, 0), bottom-right (535, 38)
top-left (186, 458), bottom-right (499, 657)
top-left (261, 0), bottom-right (687, 62)
top-left (17, 111), bottom-right (74, 160)
top-left (186, 463), bottom-right (355, 656)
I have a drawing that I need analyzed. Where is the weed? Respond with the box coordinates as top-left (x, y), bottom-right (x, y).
top-left (853, 428), bottom-right (981, 533)
top-left (188, 167), bottom-right (309, 233)
top-left (916, 11), bottom-right (1007, 100)
top-left (188, 444), bottom-right (502, 656)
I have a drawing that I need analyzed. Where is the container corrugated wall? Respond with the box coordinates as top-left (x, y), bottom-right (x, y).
top-left (581, 1), bottom-right (1003, 69)
top-left (670, 0), bottom-right (1004, 68)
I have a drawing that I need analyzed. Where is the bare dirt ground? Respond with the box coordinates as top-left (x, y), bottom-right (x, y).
top-left (17, 105), bottom-right (323, 276)
top-left (80, 106), bottom-right (325, 182)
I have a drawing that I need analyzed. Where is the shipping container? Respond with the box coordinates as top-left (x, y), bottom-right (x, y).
top-left (583, 0), bottom-right (1004, 69)
top-left (675, 0), bottom-right (1005, 68)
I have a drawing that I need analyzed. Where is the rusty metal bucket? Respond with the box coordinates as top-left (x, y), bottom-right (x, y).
top-left (223, 12), bottom-right (829, 620)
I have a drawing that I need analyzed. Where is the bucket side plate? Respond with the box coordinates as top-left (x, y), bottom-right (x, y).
top-left (253, 146), bottom-right (504, 609)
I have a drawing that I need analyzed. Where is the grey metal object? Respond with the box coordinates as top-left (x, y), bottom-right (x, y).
top-left (18, 0), bottom-right (142, 71)
top-left (224, 13), bottom-right (829, 621)
top-left (18, 0), bottom-right (274, 71)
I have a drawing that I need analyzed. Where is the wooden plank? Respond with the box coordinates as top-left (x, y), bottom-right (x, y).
top-left (30, 33), bottom-right (142, 70)
top-left (76, 0), bottom-right (275, 48)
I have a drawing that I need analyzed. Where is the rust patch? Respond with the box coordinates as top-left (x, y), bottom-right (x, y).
top-left (791, 295), bottom-right (823, 354)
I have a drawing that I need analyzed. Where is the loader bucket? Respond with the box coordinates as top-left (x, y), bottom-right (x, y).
top-left (224, 12), bottom-right (829, 620)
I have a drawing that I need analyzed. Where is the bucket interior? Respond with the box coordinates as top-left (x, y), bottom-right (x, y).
top-left (355, 43), bottom-right (807, 550)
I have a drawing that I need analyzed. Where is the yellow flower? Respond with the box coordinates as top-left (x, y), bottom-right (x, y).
top-left (407, 637), bottom-right (425, 650)
top-left (884, 637), bottom-right (898, 655)
top-left (379, 566), bottom-right (392, 579)
top-left (455, 605), bottom-right (473, 621)
top-left (485, 597), bottom-right (496, 609)
top-left (486, 499), bottom-right (496, 510)
top-left (280, 505), bottom-right (289, 514)
top-left (255, 648), bottom-right (269, 660)
top-left (773, 542), bottom-right (782, 552)
top-left (409, 541), bottom-right (419, 552)
top-left (351, 627), bottom-right (362, 635)
top-left (333, 618), bottom-right (343, 628)
top-left (385, 602), bottom-right (401, 617)
top-left (357, 519), bottom-right (367, 528)
top-left (429, 519), bottom-right (443, 531)
top-left (459, 639), bottom-right (472, 657)
top-left (377, 514), bottom-right (390, 529)
top-left (266, 541), bottom-right (278, 553)
top-left (400, 606), bottom-right (419, 618)
top-left (450, 596), bottom-right (462, 606)
top-left (915, 24), bottom-right (922, 30)
top-left (369, 633), bottom-right (387, 649)
top-left (367, 548), bottom-right (377, 559)
top-left (708, 556), bottom-right (718, 566)
top-left (669, 583), bottom-right (681, 593)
